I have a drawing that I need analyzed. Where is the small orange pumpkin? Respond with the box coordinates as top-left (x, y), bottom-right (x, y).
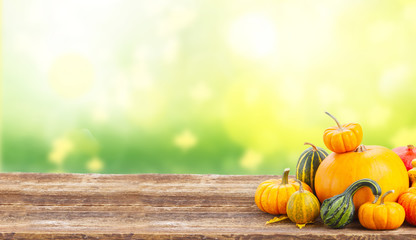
top-left (398, 187), bottom-right (416, 225)
top-left (358, 190), bottom-right (405, 230)
top-left (323, 112), bottom-right (363, 153)
top-left (255, 168), bottom-right (312, 215)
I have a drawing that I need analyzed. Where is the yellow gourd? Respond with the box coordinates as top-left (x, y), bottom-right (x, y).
top-left (286, 179), bottom-right (320, 228)
top-left (408, 159), bottom-right (416, 187)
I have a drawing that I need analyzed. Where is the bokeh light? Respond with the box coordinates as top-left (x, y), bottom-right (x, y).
top-left (227, 13), bottom-right (278, 59)
top-left (49, 54), bottom-right (95, 98)
top-left (2, 0), bottom-right (416, 174)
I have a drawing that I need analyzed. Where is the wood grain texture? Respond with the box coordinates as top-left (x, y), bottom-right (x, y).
top-left (0, 173), bottom-right (414, 239)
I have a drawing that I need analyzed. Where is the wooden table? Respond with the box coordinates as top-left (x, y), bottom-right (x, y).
top-left (0, 173), bottom-right (414, 239)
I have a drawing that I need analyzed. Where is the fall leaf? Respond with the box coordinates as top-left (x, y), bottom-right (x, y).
top-left (265, 215), bottom-right (289, 225)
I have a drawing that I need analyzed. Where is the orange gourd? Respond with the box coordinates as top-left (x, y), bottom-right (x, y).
top-left (255, 168), bottom-right (312, 215)
top-left (323, 112), bottom-right (363, 153)
top-left (398, 187), bottom-right (416, 225)
top-left (408, 159), bottom-right (416, 187)
top-left (358, 190), bottom-right (405, 230)
top-left (315, 145), bottom-right (409, 211)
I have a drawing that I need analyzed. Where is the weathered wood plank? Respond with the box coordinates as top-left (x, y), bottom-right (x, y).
top-left (0, 173), bottom-right (414, 239)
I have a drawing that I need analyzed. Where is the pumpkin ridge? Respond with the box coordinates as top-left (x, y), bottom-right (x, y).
top-left (295, 195), bottom-right (303, 222)
top-left (255, 182), bottom-right (270, 212)
top-left (309, 153), bottom-right (315, 191)
top-left (385, 204), bottom-right (395, 229)
top-left (277, 186), bottom-right (288, 214)
top-left (331, 134), bottom-right (345, 153)
top-left (317, 150), bottom-right (327, 163)
top-left (367, 205), bottom-right (376, 229)
top-left (296, 144), bottom-right (328, 194)
top-left (345, 200), bottom-right (355, 227)
top-left (322, 196), bottom-right (342, 225)
top-left (301, 194), bottom-right (311, 223)
top-left (297, 153), bottom-right (309, 184)
top-left (305, 196), bottom-right (312, 222)
top-left (341, 132), bottom-right (352, 152)
top-left (268, 185), bottom-right (279, 215)
top-left (374, 206), bottom-right (384, 230)
top-left (274, 185), bottom-right (280, 214)
top-left (331, 199), bottom-right (351, 228)
top-left (261, 184), bottom-right (273, 213)
top-left (330, 204), bottom-right (344, 226)
top-left (409, 196), bottom-right (416, 223)
top-left (307, 195), bottom-right (318, 221)
top-left (296, 150), bottom-right (308, 177)
top-left (371, 205), bottom-right (378, 229)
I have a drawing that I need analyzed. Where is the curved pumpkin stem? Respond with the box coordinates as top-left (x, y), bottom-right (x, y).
top-left (354, 145), bottom-right (367, 153)
top-left (343, 179), bottom-right (381, 203)
top-left (294, 179), bottom-right (304, 193)
top-left (379, 190), bottom-right (394, 205)
top-left (325, 112), bottom-right (342, 129)
top-left (304, 142), bottom-right (318, 151)
top-left (281, 168), bottom-right (290, 185)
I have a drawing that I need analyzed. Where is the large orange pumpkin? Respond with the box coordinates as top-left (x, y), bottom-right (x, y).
top-left (315, 145), bottom-right (408, 210)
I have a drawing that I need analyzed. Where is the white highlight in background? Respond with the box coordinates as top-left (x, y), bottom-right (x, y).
top-left (227, 13), bottom-right (277, 59)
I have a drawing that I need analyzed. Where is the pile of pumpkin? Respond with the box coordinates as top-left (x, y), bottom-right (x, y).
top-left (255, 112), bottom-right (416, 230)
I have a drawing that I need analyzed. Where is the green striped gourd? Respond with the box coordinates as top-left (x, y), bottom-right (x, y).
top-left (296, 142), bottom-right (328, 193)
top-left (320, 179), bottom-right (382, 229)
top-left (287, 179), bottom-right (321, 227)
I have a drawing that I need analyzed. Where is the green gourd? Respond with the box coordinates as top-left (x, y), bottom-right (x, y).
top-left (320, 179), bottom-right (381, 229)
top-left (287, 179), bottom-right (321, 227)
top-left (296, 142), bottom-right (328, 193)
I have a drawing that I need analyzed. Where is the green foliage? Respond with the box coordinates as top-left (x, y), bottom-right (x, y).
top-left (2, 0), bottom-right (416, 173)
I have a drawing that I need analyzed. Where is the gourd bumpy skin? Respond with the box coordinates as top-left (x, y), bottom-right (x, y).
top-left (320, 194), bottom-right (355, 228)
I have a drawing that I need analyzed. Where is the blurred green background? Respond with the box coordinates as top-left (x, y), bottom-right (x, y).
top-left (2, 0), bottom-right (416, 174)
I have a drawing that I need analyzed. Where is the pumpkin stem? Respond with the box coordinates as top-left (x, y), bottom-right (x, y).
top-left (325, 112), bottom-right (342, 129)
top-left (372, 194), bottom-right (380, 204)
top-left (294, 179), bottom-right (304, 193)
top-left (407, 145), bottom-right (415, 150)
top-left (281, 168), bottom-right (290, 185)
top-left (304, 142), bottom-right (318, 151)
top-left (354, 145), bottom-right (367, 152)
top-left (379, 190), bottom-right (394, 205)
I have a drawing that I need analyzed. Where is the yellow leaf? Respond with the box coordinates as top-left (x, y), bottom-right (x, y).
top-left (295, 221), bottom-right (314, 229)
top-left (265, 215), bottom-right (288, 225)
top-left (296, 223), bottom-right (306, 229)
